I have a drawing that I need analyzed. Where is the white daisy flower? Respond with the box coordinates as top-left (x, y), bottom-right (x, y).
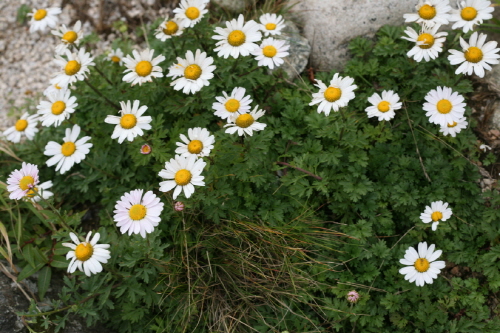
top-left (122, 49), bottom-right (165, 86)
top-left (259, 13), bottom-right (286, 36)
top-left (450, 0), bottom-right (494, 33)
top-left (365, 90), bottom-right (402, 121)
top-left (423, 86), bottom-right (466, 127)
top-left (309, 74), bottom-right (357, 116)
top-left (420, 200), bottom-right (453, 231)
top-left (212, 14), bottom-right (263, 59)
top-left (113, 189), bottom-right (164, 238)
top-left (63, 231), bottom-right (111, 277)
top-left (155, 16), bottom-right (185, 41)
top-left (28, 7), bottom-right (61, 33)
top-left (36, 89), bottom-right (78, 127)
top-left (108, 48), bottom-right (124, 66)
top-left (44, 124), bottom-right (92, 174)
top-left (439, 117), bottom-right (468, 137)
top-left (51, 48), bottom-right (95, 87)
top-left (159, 154), bottom-right (206, 200)
top-left (173, 0), bottom-right (208, 28)
top-left (401, 24), bottom-right (448, 62)
top-left (51, 20), bottom-right (84, 55)
top-left (43, 82), bottom-right (67, 97)
top-left (212, 87), bottom-right (253, 120)
top-left (448, 31), bottom-right (500, 78)
top-left (3, 113), bottom-right (39, 143)
top-left (399, 242), bottom-right (445, 287)
top-left (104, 100), bottom-right (152, 144)
top-left (252, 37), bottom-right (290, 69)
top-left (175, 127), bottom-right (215, 157)
top-left (224, 106), bottom-right (267, 136)
top-left (403, 0), bottom-right (452, 27)
top-left (24, 181), bottom-right (54, 203)
top-left (167, 49), bottom-right (216, 94)
top-left (480, 143), bottom-right (492, 152)
top-left (6, 162), bottom-right (39, 200)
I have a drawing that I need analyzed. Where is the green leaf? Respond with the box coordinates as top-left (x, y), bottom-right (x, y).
top-left (17, 262), bottom-right (44, 282)
top-left (38, 266), bottom-right (52, 300)
top-left (50, 255), bottom-right (69, 269)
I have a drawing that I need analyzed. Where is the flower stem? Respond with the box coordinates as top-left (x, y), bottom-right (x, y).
top-left (82, 160), bottom-right (119, 179)
top-left (83, 79), bottom-right (120, 110)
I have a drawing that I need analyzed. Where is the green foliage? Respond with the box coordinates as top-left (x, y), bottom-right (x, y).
top-left (1, 10), bottom-right (500, 333)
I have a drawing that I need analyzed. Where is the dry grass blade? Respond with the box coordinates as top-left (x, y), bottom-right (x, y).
top-left (155, 214), bottom-right (351, 333)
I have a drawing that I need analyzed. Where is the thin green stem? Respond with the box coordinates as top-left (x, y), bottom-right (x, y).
top-left (82, 160), bottom-right (119, 179)
top-left (93, 65), bottom-right (115, 86)
top-left (83, 79), bottom-right (120, 110)
top-left (32, 188), bottom-right (74, 233)
top-left (170, 37), bottom-right (179, 58)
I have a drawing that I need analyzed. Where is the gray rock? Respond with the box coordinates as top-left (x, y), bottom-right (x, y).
top-left (274, 20), bottom-right (311, 79)
top-left (290, 0), bottom-right (416, 71)
top-left (211, 0), bottom-right (251, 13)
top-left (483, 63), bottom-right (500, 132)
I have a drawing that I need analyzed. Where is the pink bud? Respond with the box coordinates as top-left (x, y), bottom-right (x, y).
top-left (174, 201), bottom-right (184, 211)
top-left (347, 290), bottom-right (359, 303)
top-left (140, 144), bottom-right (152, 155)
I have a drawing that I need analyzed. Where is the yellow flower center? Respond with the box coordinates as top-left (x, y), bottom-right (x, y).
top-left (15, 119), bottom-right (28, 132)
top-left (34, 9), bottom-right (47, 21)
top-left (461, 7), bottom-right (478, 21)
top-left (436, 99), bottom-right (452, 114)
top-left (135, 60), bottom-right (153, 77)
top-left (431, 211), bottom-right (443, 221)
top-left (225, 99), bottom-right (240, 112)
top-left (62, 31), bottom-right (78, 44)
top-left (447, 121), bottom-right (458, 128)
top-left (141, 145), bottom-right (151, 154)
top-left (228, 30), bottom-right (246, 47)
top-left (235, 113), bottom-right (255, 128)
top-left (418, 4), bottom-right (436, 20)
top-left (19, 176), bottom-right (35, 191)
top-left (51, 101), bottom-right (66, 115)
top-left (25, 187), bottom-right (38, 198)
top-left (417, 33), bottom-right (435, 49)
top-left (324, 87), bottom-right (342, 102)
top-left (263, 45), bottom-right (277, 58)
top-left (163, 20), bottom-right (179, 35)
top-left (414, 258), bottom-right (430, 273)
top-left (464, 46), bottom-right (483, 63)
top-left (65, 60), bottom-right (81, 76)
top-left (265, 23), bottom-right (277, 30)
top-left (184, 64), bottom-right (202, 80)
top-left (120, 114), bottom-right (137, 129)
top-left (75, 243), bottom-right (93, 262)
top-left (175, 169), bottom-right (192, 186)
top-left (377, 101), bottom-right (390, 113)
top-left (55, 84), bottom-right (62, 89)
top-left (187, 140), bottom-right (203, 154)
top-left (111, 56), bottom-right (120, 63)
top-left (61, 142), bottom-right (76, 157)
top-left (185, 6), bottom-right (200, 20)
top-left (129, 204), bottom-right (147, 220)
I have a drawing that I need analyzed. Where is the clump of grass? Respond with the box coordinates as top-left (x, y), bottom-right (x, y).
top-left (156, 212), bottom-right (348, 332)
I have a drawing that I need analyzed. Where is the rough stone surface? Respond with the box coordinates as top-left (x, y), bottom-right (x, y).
top-left (212, 0), bottom-right (251, 13)
top-left (290, 0), bottom-right (416, 71)
top-left (274, 21), bottom-right (311, 79)
top-left (483, 59), bottom-right (500, 132)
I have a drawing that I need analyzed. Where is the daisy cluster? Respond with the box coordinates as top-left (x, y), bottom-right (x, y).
top-left (308, 0), bottom-right (498, 288)
top-left (3, 1), bottom-right (293, 278)
top-left (2, 0), bottom-right (494, 287)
